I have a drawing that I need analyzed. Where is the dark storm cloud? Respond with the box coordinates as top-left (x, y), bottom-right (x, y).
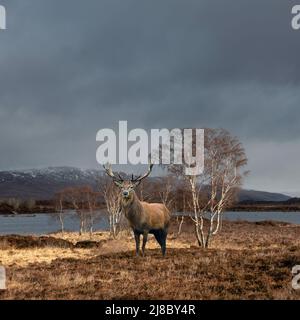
top-left (0, 0), bottom-right (299, 192)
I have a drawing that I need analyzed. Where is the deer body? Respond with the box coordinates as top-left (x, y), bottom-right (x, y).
top-left (104, 164), bottom-right (170, 256)
top-left (122, 194), bottom-right (170, 231)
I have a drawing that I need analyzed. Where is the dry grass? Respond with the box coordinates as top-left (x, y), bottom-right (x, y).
top-left (0, 231), bottom-right (190, 268)
top-left (0, 218), bottom-right (300, 300)
top-left (0, 247), bottom-right (98, 267)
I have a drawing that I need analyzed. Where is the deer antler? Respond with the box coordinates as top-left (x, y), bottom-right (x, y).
top-left (103, 163), bottom-right (124, 182)
top-left (132, 163), bottom-right (154, 183)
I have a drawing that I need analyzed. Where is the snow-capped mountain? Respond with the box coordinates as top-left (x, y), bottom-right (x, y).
top-left (0, 167), bottom-right (105, 200)
top-left (0, 166), bottom-right (291, 202)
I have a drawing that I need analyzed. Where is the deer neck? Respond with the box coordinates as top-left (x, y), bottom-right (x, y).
top-left (121, 192), bottom-right (143, 223)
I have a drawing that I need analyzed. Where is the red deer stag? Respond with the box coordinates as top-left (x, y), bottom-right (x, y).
top-left (103, 164), bottom-right (171, 256)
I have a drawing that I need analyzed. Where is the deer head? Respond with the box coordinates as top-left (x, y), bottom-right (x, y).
top-left (103, 163), bottom-right (154, 199)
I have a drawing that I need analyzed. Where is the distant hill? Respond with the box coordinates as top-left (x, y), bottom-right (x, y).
top-left (0, 167), bottom-right (103, 200)
top-left (238, 189), bottom-right (291, 202)
top-left (285, 197), bottom-right (300, 204)
top-left (0, 167), bottom-right (291, 202)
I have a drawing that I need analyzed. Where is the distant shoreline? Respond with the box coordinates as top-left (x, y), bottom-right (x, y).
top-left (230, 205), bottom-right (300, 212)
top-left (1, 206), bottom-right (300, 215)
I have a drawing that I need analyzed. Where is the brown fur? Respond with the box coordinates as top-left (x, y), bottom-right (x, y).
top-left (120, 189), bottom-right (170, 256)
top-left (122, 192), bottom-right (170, 232)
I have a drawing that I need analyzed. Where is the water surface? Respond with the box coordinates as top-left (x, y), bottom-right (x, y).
top-left (0, 211), bottom-right (299, 235)
top-left (0, 211), bottom-right (108, 235)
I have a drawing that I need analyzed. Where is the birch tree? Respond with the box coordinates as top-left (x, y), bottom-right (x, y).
top-left (54, 191), bottom-right (66, 234)
top-left (63, 186), bottom-right (100, 236)
top-left (102, 181), bottom-right (123, 238)
top-left (169, 128), bottom-right (248, 248)
top-left (84, 186), bottom-right (100, 236)
top-left (158, 175), bottom-right (175, 210)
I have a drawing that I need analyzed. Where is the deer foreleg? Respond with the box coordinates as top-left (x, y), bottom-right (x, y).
top-left (142, 232), bottom-right (148, 256)
top-left (134, 231), bottom-right (141, 256)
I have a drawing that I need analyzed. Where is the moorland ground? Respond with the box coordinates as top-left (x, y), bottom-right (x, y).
top-left (0, 217), bottom-right (300, 299)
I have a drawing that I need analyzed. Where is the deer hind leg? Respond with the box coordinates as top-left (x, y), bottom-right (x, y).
top-left (153, 229), bottom-right (167, 256)
top-left (161, 230), bottom-right (167, 256)
top-left (142, 232), bottom-right (148, 256)
top-left (134, 231), bottom-right (141, 256)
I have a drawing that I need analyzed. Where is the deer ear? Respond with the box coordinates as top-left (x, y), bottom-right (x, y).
top-left (113, 180), bottom-right (123, 188)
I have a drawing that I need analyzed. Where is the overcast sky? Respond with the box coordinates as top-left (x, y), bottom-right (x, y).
top-left (0, 0), bottom-right (299, 194)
